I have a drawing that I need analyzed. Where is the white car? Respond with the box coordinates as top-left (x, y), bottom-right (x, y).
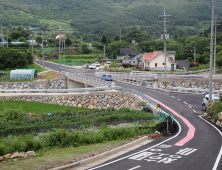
top-left (106, 59), bottom-right (111, 64)
top-left (94, 62), bottom-right (100, 67)
top-left (202, 92), bottom-right (220, 110)
top-left (89, 64), bottom-right (96, 69)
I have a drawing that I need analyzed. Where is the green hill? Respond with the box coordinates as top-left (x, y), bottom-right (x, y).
top-left (0, 0), bottom-right (221, 41)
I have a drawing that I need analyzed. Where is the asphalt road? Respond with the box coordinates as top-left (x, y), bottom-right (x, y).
top-left (35, 61), bottom-right (222, 170)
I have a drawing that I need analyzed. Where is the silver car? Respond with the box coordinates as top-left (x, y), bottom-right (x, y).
top-left (202, 92), bottom-right (220, 110)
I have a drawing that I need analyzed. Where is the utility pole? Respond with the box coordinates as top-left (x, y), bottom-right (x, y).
top-left (64, 36), bottom-right (65, 49)
top-left (81, 36), bottom-right (82, 44)
top-left (64, 52), bottom-right (65, 71)
top-left (194, 46), bottom-right (196, 68)
top-left (203, 27), bottom-right (205, 36)
top-left (104, 45), bottom-right (106, 59)
top-left (120, 28), bottom-right (121, 40)
top-left (59, 37), bottom-right (61, 74)
top-left (32, 33), bottom-right (34, 61)
top-left (209, 0), bottom-right (214, 106)
top-left (42, 32), bottom-right (44, 68)
top-left (7, 28), bottom-right (8, 48)
top-left (214, 15), bottom-right (221, 74)
top-left (1, 25), bottom-right (4, 48)
top-left (158, 6), bottom-right (171, 88)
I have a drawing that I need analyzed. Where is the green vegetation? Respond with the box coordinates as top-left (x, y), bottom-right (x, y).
top-left (207, 100), bottom-right (222, 123)
top-left (0, 100), bottom-right (91, 114)
top-left (0, 108), bottom-right (157, 136)
top-left (0, 120), bottom-right (160, 156)
top-left (0, 139), bottom-right (130, 170)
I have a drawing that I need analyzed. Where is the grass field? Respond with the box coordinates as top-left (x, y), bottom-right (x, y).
top-left (0, 101), bottom-right (92, 114)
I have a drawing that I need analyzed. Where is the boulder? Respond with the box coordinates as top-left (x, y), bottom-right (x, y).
top-left (26, 151), bottom-right (37, 157)
top-left (88, 105), bottom-right (93, 109)
top-left (3, 154), bottom-right (11, 159)
top-left (0, 156), bottom-right (4, 162)
top-left (216, 120), bottom-right (221, 126)
top-left (11, 152), bottom-right (25, 159)
top-left (218, 112), bottom-right (222, 121)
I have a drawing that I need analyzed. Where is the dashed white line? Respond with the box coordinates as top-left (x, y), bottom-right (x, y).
top-left (178, 99), bottom-right (181, 100)
top-left (189, 105), bottom-right (192, 108)
top-left (128, 166), bottom-right (141, 170)
top-left (171, 96), bottom-right (175, 98)
top-left (184, 102), bottom-right (187, 104)
top-left (193, 110), bottom-right (196, 113)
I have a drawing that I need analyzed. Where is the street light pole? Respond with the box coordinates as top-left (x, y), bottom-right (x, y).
top-left (64, 52), bottom-right (65, 71)
top-left (59, 37), bottom-right (61, 74)
top-left (209, 0), bottom-right (214, 105)
top-left (42, 32), bottom-right (44, 69)
top-left (32, 34), bottom-right (34, 61)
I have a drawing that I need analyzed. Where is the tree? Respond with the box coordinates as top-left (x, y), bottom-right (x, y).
top-left (81, 44), bottom-right (91, 54)
top-left (65, 38), bottom-right (72, 46)
top-left (18, 37), bottom-right (26, 42)
top-left (35, 36), bottom-right (42, 44)
top-left (100, 34), bottom-right (107, 44)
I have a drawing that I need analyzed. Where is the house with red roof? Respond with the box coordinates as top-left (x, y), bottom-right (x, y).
top-left (142, 51), bottom-right (177, 71)
top-left (55, 34), bottom-right (65, 39)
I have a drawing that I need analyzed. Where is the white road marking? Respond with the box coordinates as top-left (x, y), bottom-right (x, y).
top-left (193, 110), bottom-right (196, 113)
top-left (198, 115), bottom-right (222, 170)
top-left (128, 166), bottom-right (141, 170)
top-left (178, 99), bottom-right (181, 100)
top-left (188, 105), bottom-right (192, 108)
top-left (171, 96), bottom-right (175, 98)
top-left (184, 102), bottom-right (187, 104)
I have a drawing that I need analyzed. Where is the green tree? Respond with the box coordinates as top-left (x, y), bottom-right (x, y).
top-left (35, 36), bottom-right (42, 44)
top-left (18, 37), bottom-right (26, 42)
top-left (100, 34), bottom-right (107, 44)
top-left (81, 44), bottom-right (91, 54)
top-left (65, 38), bottom-right (72, 46)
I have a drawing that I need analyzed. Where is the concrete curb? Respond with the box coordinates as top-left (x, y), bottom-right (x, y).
top-left (50, 136), bottom-right (149, 170)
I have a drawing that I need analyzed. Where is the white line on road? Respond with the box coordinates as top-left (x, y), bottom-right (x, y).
top-left (199, 115), bottom-right (222, 170)
top-left (171, 96), bottom-right (175, 98)
top-left (128, 166), bottom-right (141, 170)
top-left (178, 99), bottom-right (181, 100)
top-left (193, 110), bottom-right (196, 113)
top-left (189, 105), bottom-right (192, 108)
top-left (184, 102), bottom-right (187, 104)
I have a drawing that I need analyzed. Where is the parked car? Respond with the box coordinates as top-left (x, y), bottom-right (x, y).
top-left (202, 92), bottom-right (220, 110)
top-left (106, 59), bottom-right (111, 64)
top-left (82, 64), bottom-right (89, 69)
top-left (102, 74), bottom-right (112, 81)
top-left (94, 62), bottom-right (100, 67)
top-left (89, 64), bottom-right (96, 69)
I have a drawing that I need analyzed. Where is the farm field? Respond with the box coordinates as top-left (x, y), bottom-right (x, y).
top-left (0, 100), bottom-right (92, 114)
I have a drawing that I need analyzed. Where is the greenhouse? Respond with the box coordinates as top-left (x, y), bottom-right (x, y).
top-left (10, 70), bottom-right (34, 81)
top-left (16, 69), bottom-right (37, 78)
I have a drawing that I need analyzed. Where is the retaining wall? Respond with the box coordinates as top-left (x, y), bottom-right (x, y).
top-left (0, 76), bottom-right (67, 91)
top-left (0, 91), bottom-right (142, 110)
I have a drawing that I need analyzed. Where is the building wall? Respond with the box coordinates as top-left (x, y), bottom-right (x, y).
top-left (122, 59), bottom-right (138, 65)
top-left (148, 54), bottom-right (177, 70)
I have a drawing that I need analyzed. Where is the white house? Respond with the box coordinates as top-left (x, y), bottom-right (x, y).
top-left (142, 51), bottom-right (177, 71)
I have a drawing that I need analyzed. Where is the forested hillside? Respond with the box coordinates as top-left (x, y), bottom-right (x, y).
top-left (0, 0), bottom-right (222, 41)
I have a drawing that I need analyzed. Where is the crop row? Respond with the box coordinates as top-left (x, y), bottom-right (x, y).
top-left (0, 109), bottom-right (156, 136)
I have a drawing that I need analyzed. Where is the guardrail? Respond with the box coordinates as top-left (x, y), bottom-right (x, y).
top-left (68, 72), bottom-right (113, 87)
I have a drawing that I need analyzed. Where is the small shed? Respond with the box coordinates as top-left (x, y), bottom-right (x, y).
top-left (10, 70), bottom-right (34, 80)
top-left (16, 69), bottom-right (37, 78)
top-left (175, 60), bottom-right (190, 69)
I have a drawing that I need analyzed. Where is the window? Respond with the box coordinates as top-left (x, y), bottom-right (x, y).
top-left (155, 63), bottom-right (157, 67)
top-left (163, 63), bottom-right (165, 65)
top-left (133, 61), bottom-right (135, 63)
top-left (129, 61), bottom-right (131, 63)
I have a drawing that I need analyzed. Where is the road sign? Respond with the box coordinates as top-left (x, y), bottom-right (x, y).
top-left (165, 82), bottom-right (167, 88)
top-left (208, 101), bottom-right (212, 107)
top-left (158, 104), bottom-right (160, 108)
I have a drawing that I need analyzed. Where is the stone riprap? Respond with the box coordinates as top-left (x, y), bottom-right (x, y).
top-left (0, 77), bottom-right (67, 91)
top-left (0, 92), bottom-right (141, 110)
top-left (161, 81), bottom-right (222, 90)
